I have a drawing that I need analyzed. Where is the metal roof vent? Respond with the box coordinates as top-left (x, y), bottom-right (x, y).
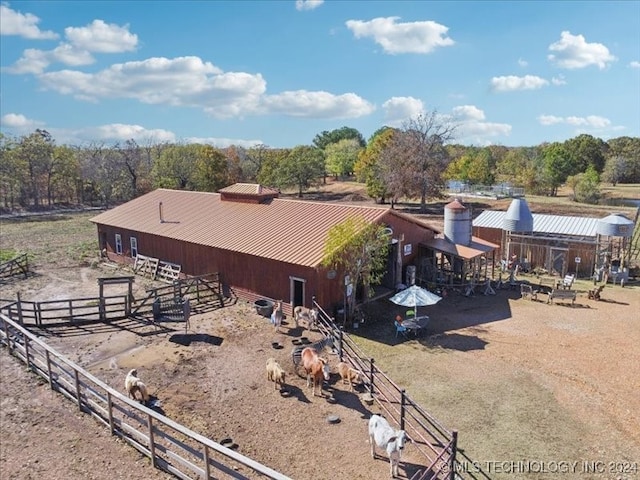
top-left (503, 198), bottom-right (533, 232)
top-left (596, 213), bottom-right (634, 237)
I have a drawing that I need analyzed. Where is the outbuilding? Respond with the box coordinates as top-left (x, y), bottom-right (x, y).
top-left (90, 184), bottom-right (439, 315)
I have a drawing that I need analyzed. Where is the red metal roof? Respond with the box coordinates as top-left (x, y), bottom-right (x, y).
top-left (90, 189), bottom-right (428, 268)
top-left (420, 236), bottom-right (499, 260)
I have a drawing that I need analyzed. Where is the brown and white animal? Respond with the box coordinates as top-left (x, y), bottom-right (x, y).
top-left (124, 369), bottom-right (150, 404)
top-left (336, 361), bottom-right (362, 391)
top-left (266, 357), bottom-right (286, 389)
top-left (293, 305), bottom-right (318, 329)
top-left (300, 346), bottom-right (330, 397)
top-left (368, 414), bottom-right (411, 478)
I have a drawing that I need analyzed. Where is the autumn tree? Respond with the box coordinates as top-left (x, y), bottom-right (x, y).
top-left (380, 112), bottom-right (455, 212)
top-left (354, 127), bottom-right (396, 204)
top-left (321, 217), bottom-right (390, 320)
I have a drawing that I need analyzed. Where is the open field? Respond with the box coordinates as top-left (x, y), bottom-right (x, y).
top-left (1, 185), bottom-right (640, 480)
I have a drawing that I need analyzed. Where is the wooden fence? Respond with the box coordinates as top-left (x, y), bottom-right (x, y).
top-left (0, 312), bottom-right (292, 480)
top-left (313, 300), bottom-right (491, 480)
top-left (0, 253), bottom-right (29, 280)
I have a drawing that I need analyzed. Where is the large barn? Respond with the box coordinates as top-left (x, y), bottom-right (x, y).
top-left (90, 184), bottom-right (439, 316)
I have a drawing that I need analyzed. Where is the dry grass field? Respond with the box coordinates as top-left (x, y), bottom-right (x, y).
top-left (1, 183), bottom-right (639, 480)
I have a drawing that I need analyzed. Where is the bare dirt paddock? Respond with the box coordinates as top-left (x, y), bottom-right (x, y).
top-left (2, 264), bottom-right (640, 480)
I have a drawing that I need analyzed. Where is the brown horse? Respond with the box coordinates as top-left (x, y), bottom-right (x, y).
top-left (301, 347), bottom-right (330, 397)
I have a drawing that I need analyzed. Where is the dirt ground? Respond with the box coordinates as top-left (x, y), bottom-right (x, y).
top-left (2, 264), bottom-right (639, 480)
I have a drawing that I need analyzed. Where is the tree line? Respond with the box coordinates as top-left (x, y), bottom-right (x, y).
top-left (1, 116), bottom-right (638, 213)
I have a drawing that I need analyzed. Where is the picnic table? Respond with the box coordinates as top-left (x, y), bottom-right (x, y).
top-left (402, 316), bottom-right (430, 336)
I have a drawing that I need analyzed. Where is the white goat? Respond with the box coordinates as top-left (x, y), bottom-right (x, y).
top-left (293, 306), bottom-right (318, 329)
top-left (124, 369), bottom-right (150, 404)
top-left (336, 361), bottom-right (362, 391)
top-left (266, 358), bottom-right (286, 389)
top-left (368, 414), bottom-right (411, 478)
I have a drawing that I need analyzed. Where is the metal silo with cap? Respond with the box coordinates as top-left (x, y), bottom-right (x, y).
top-left (596, 213), bottom-right (634, 237)
top-left (503, 198), bottom-right (533, 232)
top-left (444, 198), bottom-right (472, 246)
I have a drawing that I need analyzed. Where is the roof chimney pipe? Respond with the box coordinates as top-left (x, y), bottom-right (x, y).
top-left (159, 201), bottom-right (164, 223)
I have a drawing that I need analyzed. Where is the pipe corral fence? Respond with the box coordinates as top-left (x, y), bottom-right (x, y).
top-left (0, 274), bottom-right (490, 480)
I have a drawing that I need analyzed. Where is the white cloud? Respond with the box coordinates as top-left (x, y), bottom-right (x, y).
top-left (0, 4), bottom-right (58, 39)
top-left (64, 20), bottom-right (138, 53)
top-left (548, 31), bottom-right (616, 70)
top-left (0, 112), bottom-right (44, 129)
top-left (345, 16), bottom-right (454, 54)
top-left (36, 56), bottom-right (374, 120)
top-left (259, 90), bottom-right (375, 119)
top-left (57, 123), bottom-right (176, 145)
top-left (518, 58), bottom-right (528, 67)
top-left (450, 105), bottom-right (511, 142)
top-left (551, 75), bottom-right (567, 86)
top-left (630, 61), bottom-right (640, 69)
top-left (538, 114), bottom-right (611, 128)
top-left (451, 105), bottom-right (485, 122)
top-left (538, 115), bottom-right (563, 126)
top-left (295, 0), bottom-right (323, 11)
top-left (185, 136), bottom-right (263, 148)
top-left (490, 75), bottom-right (549, 92)
top-left (8, 19), bottom-right (138, 74)
top-left (382, 96), bottom-right (424, 126)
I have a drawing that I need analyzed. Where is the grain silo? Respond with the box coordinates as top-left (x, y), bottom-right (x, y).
top-left (444, 198), bottom-right (472, 246)
top-left (594, 213), bottom-right (635, 284)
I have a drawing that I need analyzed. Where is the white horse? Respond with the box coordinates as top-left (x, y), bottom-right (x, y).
top-left (293, 305), bottom-right (318, 329)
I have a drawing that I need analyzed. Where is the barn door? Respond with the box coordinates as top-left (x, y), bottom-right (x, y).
top-left (290, 277), bottom-right (305, 309)
top-left (549, 248), bottom-right (567, 276)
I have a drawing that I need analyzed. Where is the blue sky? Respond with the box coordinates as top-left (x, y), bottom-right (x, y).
top-left (1, 0), bottom-right (639, 149)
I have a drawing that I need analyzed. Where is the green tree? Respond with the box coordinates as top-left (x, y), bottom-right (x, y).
top-left (152, 144), bottom-right (198, 189)
top-left (52, 145), bottom-right (81, 204)
top-left (607, 136), bottom-right (640, 183)
top-left (324, 138), bottom-right (363, 179)
top-left (192, 145), bottom-right (230, 192)
top-left (14, 129), bottom-right (56, 208)
top-left (563, 134), bottom-right (608, 174)
top-left (278, 145), bottom-right (325, 197)
top-left (0, 133), bottom-right (22, 210)
top-left (312, 126), bottom-right (365, 150)
top-left (601, 156), bottom-right (628, 186)
top-left (541, 142), bottom-right (572, 196)
top-left (354, 127), bottom-right (396, 203)
top-left (572, 166), bottom-right (601, 204)
top-left (321, 217), bottom-right (390, 319)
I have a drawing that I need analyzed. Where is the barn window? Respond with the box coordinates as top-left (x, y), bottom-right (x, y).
top-left (115, 234), bottom-right (122, 255)
top-left (130, 237), bottom-right (138, 258)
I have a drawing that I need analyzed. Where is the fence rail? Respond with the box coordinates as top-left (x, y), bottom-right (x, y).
top-left (0, 312), bottom-right (292, 480)
top-left (0, 253), bottom-right (29, 279)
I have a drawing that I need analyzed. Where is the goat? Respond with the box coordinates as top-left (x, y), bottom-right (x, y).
top-left (266, 358), bottom-right (286, 389)
top-left (336, 361), bottom-right (362, 391)
top-left (293, 305), bottom-right (318, 329)
top-left (368, 414), bottom-right (411, 478)
top-left (270, 300), bottom-right (284, 332)
top-left (301, 347), bottom-right (330, 397)
top-left (124, 369), bottom-right (150, 404)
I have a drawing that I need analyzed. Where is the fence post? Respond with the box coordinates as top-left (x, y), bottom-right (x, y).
top-left (3, 320), bottom-right (12, 353)
top-left (107, 392), bottom-right (115, 434)
top-left (338, 329), bottom-right (343, 362)
top-left (36, 301), bottom-right (42, 327)
top-left (449, 430), bottom-right (458, 480)
top-left (23, 331), bottom-right (30, 370)
top-left (45, 351), bottom-right (54, 390)
top-left (203, 444), bottom-right (211, 479)
top-left (400, 389), bottom-right (406, 431)
top-left (369, 358), bottom-right (375, 395)
top-left (148, 413), bottom-right (157, 468)
top-left (16, 292), bottom-right (24, 325)
top-left (74, 369), bottom-right (82, 411)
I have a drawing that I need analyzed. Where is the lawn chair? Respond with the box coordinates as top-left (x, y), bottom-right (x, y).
top-left (559, 274), bottom-right (575, 289)
top-left (588, 284), bottom-right (605, 301)
top-left (395, 320), bottom-right (408, 338)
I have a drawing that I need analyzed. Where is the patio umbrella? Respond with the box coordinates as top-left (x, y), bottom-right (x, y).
top-left (389, 285), bottom-right (442, 320)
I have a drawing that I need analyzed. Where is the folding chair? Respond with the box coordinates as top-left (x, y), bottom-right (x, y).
top-left (395, 321), bottom-right (408, 338)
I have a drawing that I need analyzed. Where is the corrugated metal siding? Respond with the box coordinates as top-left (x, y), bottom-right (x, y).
top-left (91, 189), bottom-right (397, 268)
top-left (473, 210), bottom-right (599, 237)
